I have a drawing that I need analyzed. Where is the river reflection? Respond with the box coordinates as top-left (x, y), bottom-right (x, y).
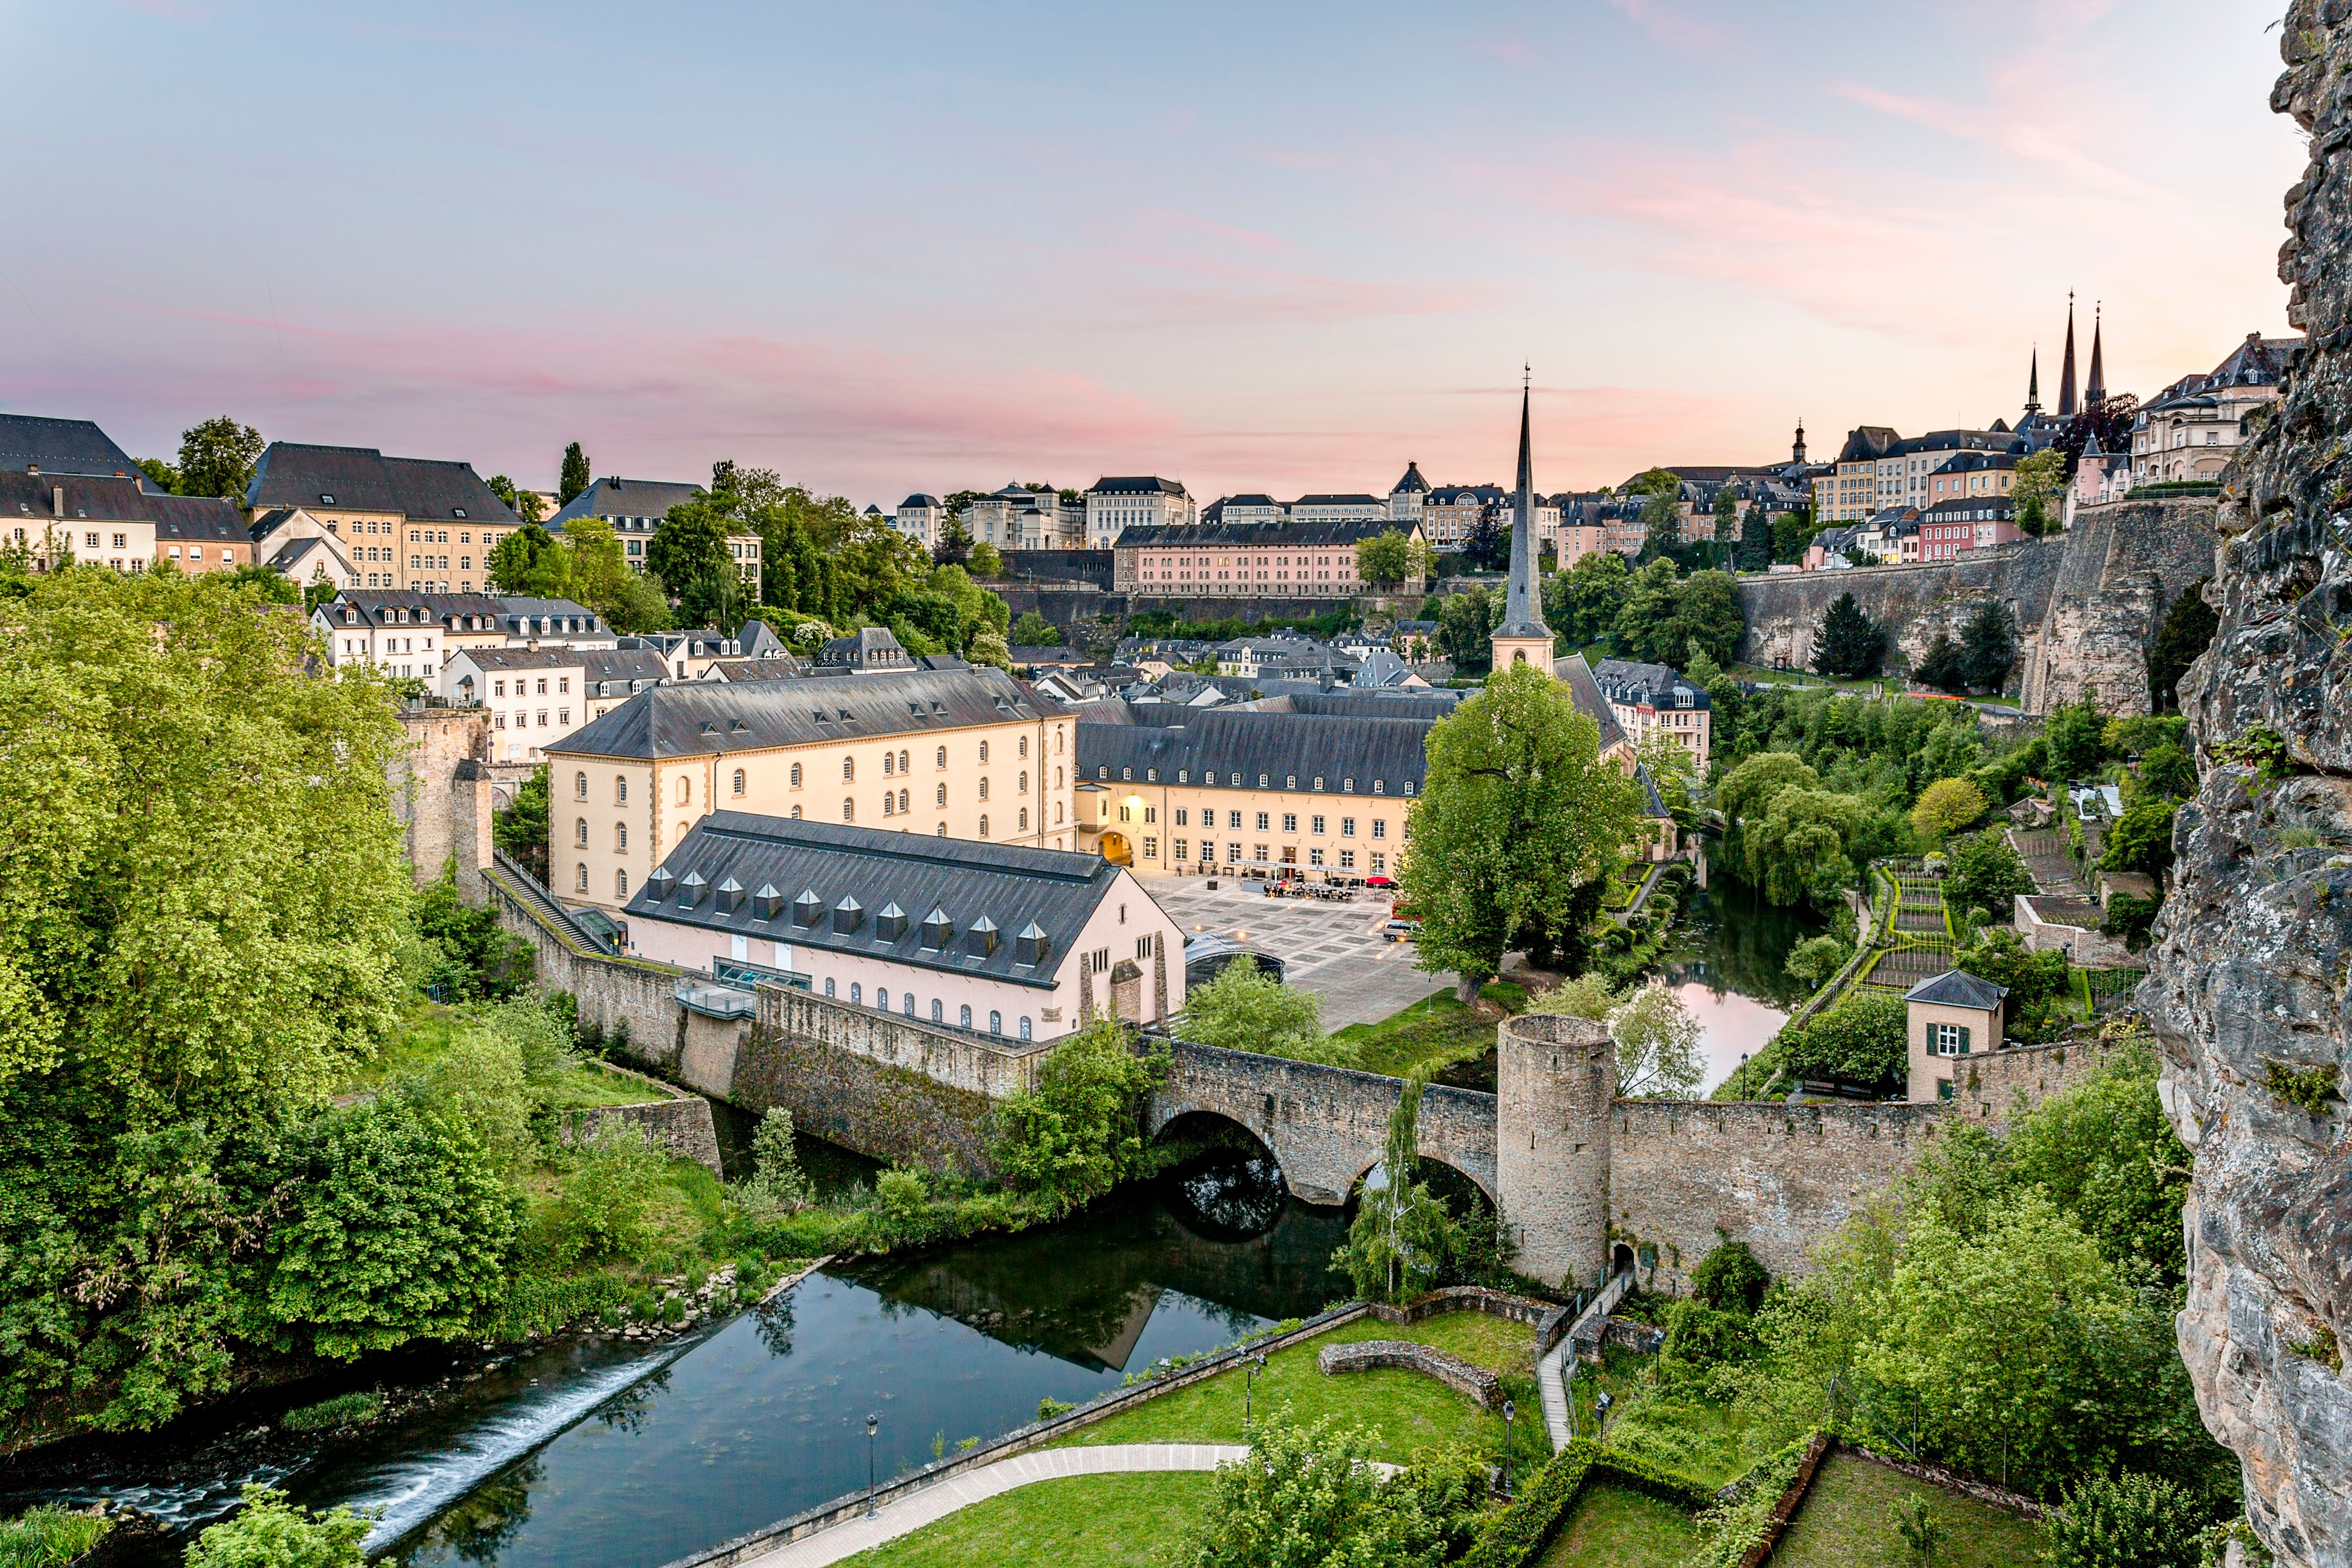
top-left (1669, 878), bottom-right (1826, 1093)
top-left (273, 1150), bottom-right (1349, 1568)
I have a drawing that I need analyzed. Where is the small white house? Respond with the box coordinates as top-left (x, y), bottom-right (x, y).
top-left (622, 811), bottom-right (1187, 1043)
top-left (443, 647), bottom-right (589, 763)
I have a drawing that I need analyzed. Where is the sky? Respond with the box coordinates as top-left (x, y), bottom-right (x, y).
top-left (0, 0), bottom-right (2306, 507)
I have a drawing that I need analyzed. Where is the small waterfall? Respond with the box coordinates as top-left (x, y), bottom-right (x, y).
top-left (349, 1341), bottom-right (696, 1555)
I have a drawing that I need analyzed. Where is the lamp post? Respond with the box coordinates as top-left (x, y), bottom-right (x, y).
top-left (1593, 1390), bottom-right (1614, 1446)
top-left (866, 1413), bottom-right (880, 1517)
top-left (1245, 1352), bottom-right (1266, 1436)
top-left (1501, 1398), bottom-right (1515, 1497)
top-left (1737, 1052), bottom-right (1749, 1098)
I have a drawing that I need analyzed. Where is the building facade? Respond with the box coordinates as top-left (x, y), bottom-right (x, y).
top-left (1085, 476), bottom-right (1192, 549)
top-left (1112, 517), bottom-right (1422, 599)
top-left (1, 473), bottom-right (238, 574)
top-left (549, 475), bottom-right (761, 588)
top-left (1592, 658), bottom-right (1713, 774)
top-left (245, 442), bottom-right (521, 594)
top-left (2130, 333), bottom-right (2298, 485)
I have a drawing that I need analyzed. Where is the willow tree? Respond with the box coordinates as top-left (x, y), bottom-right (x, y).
top-left (1396, 661), bottom-right (1642, 1001)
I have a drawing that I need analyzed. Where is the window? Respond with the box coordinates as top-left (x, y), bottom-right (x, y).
top-left (979, 777), bottom-right (990, 800)
top-left (903, 992), bottom-right (915, 1017)
top-left (980, 741), bottom-right (990, 764)
top-left (1339, 850), bottom-right (1357, 870)
top-left (937, 747), bottom-right (948, 769)
top-left (883, 793), bottom-right (894, 816)
top-left (825, 978), bottom-right (836, 997)
top-left (1371, 820), bottom-right (1386, 839)
top-left (616, 868), bottom-right (629, 897)
top-left (1019, 1016), bottom-right (1032, 1041)
top-left (850, 983), bottom-right (862, 1005)
top-left (575, 818), bottom-right (589, 846)
top-left (937, 782), bottom-right (948, 807)
top-left (988, 1011), bottom-right (1001, 1035)
top-left (1311, 814), bottom-right (1326, 834)
top-left (1932, 1022), bottom-right (1972, 1057)
top-left (843, 798), bottom-right (854, 822)
top-left (677, 777), bottom-right (691, 805)
top-left (898, 788), bottom-right (908, 813)
top-left (1019, 770), bottom-right (1028, 794)
top-left (1174, 839), bottom-right (1189, 860)
top-left (932, 999), bottom-right (944, 1022)
top-left (843, 757), bottom-right (854, 781)
top-left (615, 823), bottom-right (627, 851)
top-left (1310, 847), bottom-right (1325, 867)
top-left (1019, 808), bottom-right (1029, 830)
top-left (876, 988), bottom-right (888, 1011)
top-left (1142, 835), bottom-right (1157, 858)
top-left (1176, 808), bottom-right (1189, 827)
top-left (1370, 851), bottom-right (1387, 873)
top-left (1225, 841), bottom-right (1241, 862)
top-left (1341, 817), bottom-right (1356, 837)
top-left (1227, 810), bottom-right (1242, 830)
top-left (960, 1004), bottom-right (973, 1028)
top-left (978, 814), bottom-right (989, 838)
top-left (616, 776), bottom-right (629, 803)
top-left (576, 863), bottom-right (589, 891)
top-left (731, 768), bottom-right (745, 797)
top-left (1282, 813), bottom-right (1297, 833)
top-left (791, 762), bottom-right (803, 788)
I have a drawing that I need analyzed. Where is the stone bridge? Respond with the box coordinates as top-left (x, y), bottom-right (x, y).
top-left (1150, 1041), bottom-right (1499, 1207)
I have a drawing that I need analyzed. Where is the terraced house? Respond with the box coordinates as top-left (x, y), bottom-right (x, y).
top-left (546, 666), bottom-right (1077, 914)
top-left (245, 441), bottom-right (520, 593)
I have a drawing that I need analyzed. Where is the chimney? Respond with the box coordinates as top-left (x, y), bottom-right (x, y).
top-left (52, 487), bottom-right (65, 519)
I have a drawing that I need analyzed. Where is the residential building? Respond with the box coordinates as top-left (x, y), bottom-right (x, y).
top-left (0, 472), bottom-right (241, 573)
top-left (893, 494), bottom-right (943, 550)
top-left (819, 626), bottom-right (922, 673)
top-left (584, 650), bottom-right (671, 721)
top-left (492, 597), bottom-right (616, 648)
top-left (1812, 427), bottom-right (1900, 523)
top-left (1288, 493), bottom-right (1387, 523)
top-left (1593, 658), bottom-right (1713, 773)
top-left (1419, 484), bottom-right (1504, 550)
top-left (1387, 462), bottom-right (1429, 524)
top-left (963, 484), bottom-right (1074, 550)
top-left (1905, 969), bottom-right (2007, 1102)
top-left (443, 647), bottom-right (590, 763)
top-left (1085, 476), bottom-right (1192, 549)
top-left (310, 591), bottom-right (474, 679)
top-left (1391, 619), bottom-right (1438, 660)
top-left (1916, 497), bottom-right (2020, 558)
top-left (620, 812), bottom-right (1185, 1041)
top-left (1200, 494), bottom-right (1285, 526)
top-left (549, 475), bottom-right (760, 587)
top-left (626, 628), bottom-right (743, 681)
top-left (1925, 450), bottom-right (2017, 503)
top-left (2069, 433), bottom-right (2134, 514)
top-left (1812, 427), bottom-right (2023, 523)
top-left (1214, 633), bottom-right (1329, 679)
top-left (2130, 332), bottom-right (2298, 484)
top-left (245, 443), bottom-right (520, 594)
top-left (155, 497), bottom-right (252, 574)
top-left (250, 507), bottom-right (358, 592)
top-left (1112, 517), bottom-right (1421, 599)
top-left (545, 666), bottom-right (1075, 914)
top-left (0, 414), bottom-right (156, 488)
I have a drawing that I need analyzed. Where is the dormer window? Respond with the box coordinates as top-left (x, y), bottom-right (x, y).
top-left (453, 507), bottom-right (467, 519)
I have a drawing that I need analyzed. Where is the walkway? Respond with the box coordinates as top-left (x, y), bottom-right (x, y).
top-left (744, 1445), bottom-right (1249, 1566)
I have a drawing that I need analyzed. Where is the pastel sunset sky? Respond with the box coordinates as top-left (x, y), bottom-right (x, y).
top-left (0, 0), bottom-right (2304, 505)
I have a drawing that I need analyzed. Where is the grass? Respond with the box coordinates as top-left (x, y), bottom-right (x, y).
top-left (1324, 981), bottom-right (1528, 1079)
top-left (847, 1472), bottom-right (1215, 1567)
top-left (1771, 1453), bottom-right (2046, 1568)
top-left (1534, 1483), bottom-right (1700, 1567)
top-left (1051, 1310), bottom-right (1546, 1472)
top-left (282, 1389), bottom-right (385, 1431)
top-left (0, 1505), bottom-right (111, 1568)
top-left (349, 1002), bottom-right (654, 1109)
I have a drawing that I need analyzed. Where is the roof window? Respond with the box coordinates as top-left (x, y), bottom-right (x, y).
top-left (453, 507), bottom-right (467, 519)
top-left (319, 493), bottom-right (335, 504)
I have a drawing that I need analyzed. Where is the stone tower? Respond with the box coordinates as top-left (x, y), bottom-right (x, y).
top-left (1489, 376), bottom-right (1556, 674)
top-left (1495, 1013), bottom-right (1615, 1290)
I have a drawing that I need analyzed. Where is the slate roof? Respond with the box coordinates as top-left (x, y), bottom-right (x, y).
top-left (152, 496), bottom-right (249, 544)
top-left (1, 471), bottom-right (175, 524)
top-left (1922, 497), bottom-right (2016, 521)
top-left (900, 493), bottom-right (940, 509)
top-left (1593, 657), bottom-right (1712, 712)
top-left (0, 414), bottom-right (152, 488)
top-left (1088, 476), bottom-right (1188, 497)
top-left (551, 665), bottom-right (1056, 761)
top-left (549, 475), bottom-right (704, 527)
top-left (584, 650), bottom-right (671, 687)
top-left (1833, 426), bottom-right (1902, 464)
top-left (704, 657), bottom-right (810, 684)
top-left (1930, 451), bottom-right (2018, 476)
top-left (246, 443), bottom-right (519, 523)
top-left (1114, 518), bottom-right (1402, 551)
top-left (1550, 653), bottom-right (1632, 754)
top-left (1391, 462), bottom-right (1429, 495)
top-left (453, 646), bottom-right (587, 674)
top-left (317, 590), bottom-right (506, 630)
top-left (1291, 493), bottom-right (1384, 508)
top-left (1905, 969), bottom-right (2008, 1010)
top-left (628, 811), bottom-right (1130, 990)
top-left (495, 597), bottom-right (604, 636)
top-left (1076, 703), bottom-right (1433, 797)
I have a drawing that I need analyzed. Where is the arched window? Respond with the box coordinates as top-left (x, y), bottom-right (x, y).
top-left (883, 793), bottom-right (894, 816)
top-left (676, 821), bottom-right (688, 841)
top-left (1018, 735), bottom-right (1029, 758)
top-left (883, 751), bottom-right (894, 777)
top-left (898, 789), bottom-right (908, 813)
top-left (843, 798), bottom-right (854, 822)
top-left (932, 999), bottom-right (944, 1022)
top-left (937, 746), bottom-right (947, 769)
top-left (978, 778), bottom-right (990, 800)
top-left (615, 822), bottom-right (626, 850)
top-left (790, 805), bottom-right (802, 819)
top-left (575, 771), bottom-right (588, 799)
top-left (576, 864), bottom-right (589, 891)
top-left (1056, 801), bottom-right (1065, 824)
top-left (616, 868), bottom-right (629, 897)
top-left (898, 750), bottom-right (909, 773)
top-left (677, 776), bottom-right (691, 804)
top-left (936, 783), bottom-right (947, 807)
top-left (732, 768), bottom-right (746, 796)
top-left (979, 740), bottom-right (990, 764)
top-left (903, 992), bottom-right (915, 1016)
top-left (576, 818), bottom-right (588, 846)
top-left (824, 977), bottom-right (836, 997)
top-left (1055, 767), bottom-right (1064, 788)
top-left (842, 757), bottom-right (854, 781)
top-left (616, 775), bottom-right (627, 804)
top-left (791, 762), bottom-right (803, 788)
top-left (1018, 808), bottom-right (1028, 831)
top-left (1055, 729), bottom-right (1064, 753)
top-left (960, 1004), bottom-right (972, 1029)
top-left (850, 983), bottom-right (863, 1005)
top-left (1018, 1016), bottom-right (1032, 1041)
top-left (1018, 771), bottom-right (1028, 794)
top-left (978, 814), bottom-right (989, 838)
top-left (876, 988), bottom-right (888, 1010)
top-left (988, 1010), bottom-right (1001, 1035)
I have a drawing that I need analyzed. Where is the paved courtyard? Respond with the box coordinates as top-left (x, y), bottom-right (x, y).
top-left (1144, 877), bottom-right (1452, 1031)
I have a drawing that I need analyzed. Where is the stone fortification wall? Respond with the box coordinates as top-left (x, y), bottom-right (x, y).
top-left (390, 708), bottom-right (493, 900)
top-left (1608, 1099), bottom-right (1947, 1290)
top-left (2139, 7), bottom-right (2352, 1560)
top-left (562, 1095), bottom-right (724, 1177)
top-left (1943, 1033), bottom-right (2127, 1126)
top-left (1495, 1014), bottom-right (1616, 1292)
top-left (1733, 541), bottom-right (2062, 683)
top-left (2017, 496), bottom-right (2219, 715)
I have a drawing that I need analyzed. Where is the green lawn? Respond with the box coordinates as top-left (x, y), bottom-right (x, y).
top-left (1772, 1453), bottom-right (2046, 1568)
top-left (349, 1002), bottom-right (655, 1109)
top-left (1534, 1483), bottom-right (1699, 1567)
top-left (1053, 1310), bottom-right (1546, 1471)
top-left (1324, 981), bottom-right (1527, 1079)
top-left (848, 1472), bottom-right (1215, 1568)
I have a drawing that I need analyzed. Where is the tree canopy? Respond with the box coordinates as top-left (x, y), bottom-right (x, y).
top-left (557, 442), bottom-right (591, 506)
top-left (175, 416), bottom-right (265, 502)
top-left (486, 523), bottom-right (571, 598)
top-left (1813, 592), bottom-right (1884, 678)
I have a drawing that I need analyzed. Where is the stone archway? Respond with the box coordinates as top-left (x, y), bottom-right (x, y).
top-left (1098, 830), bottom-right (1133, 867)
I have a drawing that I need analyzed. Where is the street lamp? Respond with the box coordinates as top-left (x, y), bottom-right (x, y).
top-left (1738, 1052), bottom-right (1749, 1098)
top-left (1593, 1390), bottom-right (1614, 1445)
top-left (1245, 1352), bottom-right (1267, 1436)
top-left (866, 1413), bottom-right (880, 1517)
top-left (1501, 1398), bottom-right (1515, 1497)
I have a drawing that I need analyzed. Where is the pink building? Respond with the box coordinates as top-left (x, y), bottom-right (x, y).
top-left (1916, 498), bottom-right (2022, 560)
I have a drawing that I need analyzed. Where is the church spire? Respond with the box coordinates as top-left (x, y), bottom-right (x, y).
top-left (1490, 369), bottom-right (1553, 674)
top-left (2084, 302), bottom-right (2106, 404)
top-left (2024, 345), bottom-right (2041, 416)
top-left (2057, 292), bottom-right (2079, 418)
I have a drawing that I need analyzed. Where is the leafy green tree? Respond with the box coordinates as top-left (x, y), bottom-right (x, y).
top-left (0, 569), bottom-right (413, 1430)
top-left (2045, 1472), bottom-right (2207, 1568)
top-left (2012, 448), bottom-right (2066, 536)
top-left (1609, 557), bottom-right (1683, 661)
top-left (493, 765), bottom-right (549, 881)
top-left (554, 517), bottom-right (630, 629)
top-left (1909, 778), bottom-right (1987, 844)
top-left (1738, 502), bottom-right (1773, 573)
top-left (417, 869), bottom-right (535, 999)
top-left (1912, 632), bottom-right (1967, 693)
top-left (1009, 610), bottom-right (1061, 647)
top-left (2146, 581), bottom-right (2217, 712)
top-left (1396, 663), bottom-right (1642, 999)
top-left (1960, 600), bottom-right (2018, 693)
top-left (1356, 528), bottom-right (1416, 589)
top-left (1943, 831), bottom-right (2033, 921)
top-left (644, 505), bottom-right (731, 603)
top-left (1180, 957), bottom-right (1323, 1059)
top-left (2103, 892), bottom-right (2159, 953)
top-left (1461, 502), bottom-right (1505, 570)
top-left (528, 1122), bottom-right (667, 1268)
top-left (1185, 1412), bottom-right (1478, 1568)
top-left (2101, 798), bottom-right (2176, 877)
top-left (187, 1486), bottom-right (368, 1568)
top-left (931, 513), bottom-right (974, 566)
top-left (990, 1020), bottom-right (1168, 1215)
top-left (2046, 694), bottom-right (2109, 780)
top-left (1770, 508), bottom-right (1813, 564)
top-left (484, 475), bottom-right (544, 523)
top-left (1745, 787), bottom-right (1869, 908)
top-left (176, 416), bottom-right (265, 501)
top-left (1785, 933), bottom-right (1854, 992)
top-left (1692, 1239), bottom-right (1770, 1313)
top-left (1610, 984), bottom-right (1704, 1097)
top-left (1433, 586), bottom-right (1496, 671)
top-left (225, 563), bottom-right (299, 604)
top-left (1331, 1076), bottom-right (1460, 1304)
top-left (2006, 1049), bottom-right (2189, 1277)
top-left (2134, 742), bottom-right (2196, 801)
top-left (486, 524), bottom-right (572, 598)
top-left (968, 540), bottom-right (1004, 578)
top-left (607, 570), bottom-right (673, 635)
top-left (1782, 992), bottom-right (1908, 1085)
top-left (1814, 591), bottom-right (1884, 678)
top-left (557, 442), bottom-right (592, 506)
top-left (1545, 549), bottom-right (1629, 646)
top-left (137, 455), bottom-right (182, 493)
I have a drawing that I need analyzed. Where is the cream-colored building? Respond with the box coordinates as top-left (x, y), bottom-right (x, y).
top-left (1086, 476), bottom-right (1193, 549)
top-left (547, 666), bottom-right (1076, 914)
top-left (1593, 658), bottom-right (1713, 774)
top-left (245, 443), bottom-right (523, 594)
top-left (252, 507), bottom-right (359, 592)
top-left (1113, 517), bottom-right (1424, 599)
top-left (2131, 333), bottom-right (2297, 485)
top-left (1905, 969), bottom-right (2007, 1102)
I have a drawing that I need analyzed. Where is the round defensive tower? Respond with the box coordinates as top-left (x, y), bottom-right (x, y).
top-left (1495, 1012), bottom-right (1615, 1291)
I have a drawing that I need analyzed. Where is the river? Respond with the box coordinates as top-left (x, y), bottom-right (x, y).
top-left (1666, 878), bottom-right (1827, 1094)
top-left (7, 1150), bottom-right (1346, 1568)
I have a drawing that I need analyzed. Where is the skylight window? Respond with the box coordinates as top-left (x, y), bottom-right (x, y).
top-left (453, 507), bottom-right (467, 519)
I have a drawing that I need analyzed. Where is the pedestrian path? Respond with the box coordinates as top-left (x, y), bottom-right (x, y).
top-left (1536, 1336), bottom-right (1573, 1450)
top-left (743, 1443), bottom-right (1247, 1566)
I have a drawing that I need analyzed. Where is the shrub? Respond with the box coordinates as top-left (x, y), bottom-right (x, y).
top-left (1944, 831), bottom-right (2033, 921)
top-left (533, 1123), bottom-right (667, 1268)
top-left (2045, 1471), bottom-right (2207, 1568)
top-left (876, 1167), bottom-right (930, 1229)
top-left (1691, 1239), bottom-right (1769, 1313)
top-left (2103, 893), bottom-right (2159, 952)
top-left (280, 1390), bottom-right (385, 1432)
top-left (1184, 1410), bottom-right (1482, 1568)
top-left (185, 1487), bottom-right (368, 1568)
top-left (1785, 934), bottom-right (1853, 993)
top-left (1660, 1299), bottom-right (1755, 1383)
top-left (1180, 956), bottom-right (1325, 1059)
top-left (991, 1019), bottom-right (1168, 1213)
top-left (0, 1505), bottom-right (111, 1568)
top-left (1910, 778), bottom-right (1988, 844)
top-left (1780, 992), bottom-right (1908, 1086)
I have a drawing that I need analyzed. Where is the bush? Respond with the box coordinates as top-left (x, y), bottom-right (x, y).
top-left (1945, 831), bottom-right (2033, 921)
top-left (1785, 934), bottom-right (1853, 993)
top-left (1780, 992), bottom-right (1908, 1086)
top-left (1180, 956), bottom-right (1324, 1059)
top-left (532, 1123), bottom-right (666, 1268)
top-left (280, 1390), bottom-right (385, 1432)
top-left (416, 870), bottom-right (534, 1001)
top-left (2102, 799), bottom-right (2177, 877)
top-left (991, 1019), bottom-right (1168, 1214)
top-left (1184, 1410), bottom-right (1483, 1568)
top-left (186, 1487), bottom-right (368, 1568)
top-left (0, 1505), bottom-right (111, 1568)
top-left (1691, 1239), bottom-right (1769, 1313)
top-left (1910, 778), bottom-right (1988, 843)
top-left (2046, 1471), bottom-right (2207, 1568)
top-left (2103, 893), bottom-right (2159, 953)
top-left (1660, 1299), bottom-right (1755, 1383)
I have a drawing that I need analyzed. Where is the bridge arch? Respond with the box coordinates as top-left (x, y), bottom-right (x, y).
top-left (1347, 1151), bottom-right (1498, 1213)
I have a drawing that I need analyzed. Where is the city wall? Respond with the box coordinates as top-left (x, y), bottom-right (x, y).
top-left (1732, 540), bottom-right (2063, 687)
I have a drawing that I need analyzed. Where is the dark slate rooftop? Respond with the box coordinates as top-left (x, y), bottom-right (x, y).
top-left (1089, 476), bottom-right (1189, 497)
top-left (1549, 653), bottom-right (1632, 754)
top-left (1594, 657), bottom-right (1712, 711)
top-left (1905, 969), bottom-right (2009, 1009)
top-left (1076, 703), bottom-right (1433, 797)
top-left (550, 475), bottom-right (704, 527)
top-left (153, 496), bottom-right (249, 543)
top-left (550, 665), bottom-right (1058, 760)
top-left (0, 472), bottom-right (230, 527)
top-left (584, 650), bottom-right (672, 687)
top-left (626, 811), bottom-right (1128, 990)
top-left (246, 442), bottom-right (519, 523)
top-left (316, 590), bottom-right (506, 630)
top-left (0, 414), bottom-right (153, 488)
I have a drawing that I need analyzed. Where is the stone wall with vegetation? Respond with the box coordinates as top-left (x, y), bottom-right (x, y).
top-left (1732, 540), bottom-right (2062, 681)
top-left (2141, 6), bottom-right (2352, 1562)
top-left (2016, 496), bottom-right (2219, 716)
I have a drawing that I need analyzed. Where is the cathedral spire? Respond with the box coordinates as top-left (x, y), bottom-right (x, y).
top-left (2024, 345), bottom-right (2041, 416)
top-left (2084, 302), bottom-right (2107, 404)
top-left (2057, 292), bottom-right (2079, 418)
top-left (1490, 369), bottom-right (1552, 672)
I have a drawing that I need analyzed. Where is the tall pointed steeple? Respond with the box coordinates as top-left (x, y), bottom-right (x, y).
top-left (1491, 369), bottom-right (1555, 674)
top-left (2057, 293), bottom-right (2079, 418)
top-left (2084, 302), bottom-right (2106, 404)
top-left (2024, 345), bottom-right (2042, 417)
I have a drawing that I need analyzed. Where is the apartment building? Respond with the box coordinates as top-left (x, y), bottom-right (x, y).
top-left (546, 666), bottom-right (1075, 914)
top-left (1112, 517), bottom-right (1421, 598)
top-left (156, 498), bottom-right (252, 574)
top-left (1085, 477), bottom-right (1192, 549)
top-left (2132, 333), bottom-right (2298, 484)
top-left (1812, 428), bottom-right (2022, 523)
top-left (1200, 494), bottom-right (1286, 526)
top-left (1917, 497), bottom-right (2021, 560)
top-left (1592, 658), bottom-right (1713, 773)
top-left (893, 494), bottom-right (943, 550)
top-left (250, 508), bottom-right (358, 593)
top-left (1926, 451), bottom-right (2017, 502)
top-left (246, 443), bottom-right (521, 593)
top-left (0, 472), bottom-right (240, 574)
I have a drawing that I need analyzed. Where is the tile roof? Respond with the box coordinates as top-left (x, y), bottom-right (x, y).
top-left (549, 475), bottom-right (705, 527)
top-left (550, 665), bottom-right (1059, 761)
top-left (0, 414), bottom-right (152, 488)
top-left (246, 442), bottom-right (519, 523)
top-left (1076, 703), bottom-right (1434, 796)
top-left (1904, 969), bottom-right (2008, 1010)
top-left (626, 810), bottom-right (1132, 990)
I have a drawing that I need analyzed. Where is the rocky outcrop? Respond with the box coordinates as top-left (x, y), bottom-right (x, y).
top-left (2140, 7), bottom-right (2352, 1564)
top-left (1733, 540), bottom-right (2062, 687)
top-left (2017, 496), bottom-right (2219, 714)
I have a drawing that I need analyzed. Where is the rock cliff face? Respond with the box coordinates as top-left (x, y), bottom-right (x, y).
top-left (2141, 7), bottom-right (2352, 1563)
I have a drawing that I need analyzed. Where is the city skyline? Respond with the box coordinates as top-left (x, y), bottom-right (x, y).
top-left (1, 0), bottom-right (2302, 506)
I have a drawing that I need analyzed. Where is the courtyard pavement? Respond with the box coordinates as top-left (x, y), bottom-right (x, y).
top-left (1144, 877), bottom-right (1452, 1031)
